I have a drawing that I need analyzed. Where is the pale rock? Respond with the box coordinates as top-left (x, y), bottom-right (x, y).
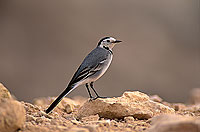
top-left (147, 114), bottom-right (200, 132)
top-left (0, 83), bottom-right (12, 100)
top-left (65, 103), bottom-right (74, 113)
top-left (0, 99), bottom-right (26, 132)
top-left (150, 95), bottom-right (163, 103)
top-left (76, 91), bottom-right (175, 119)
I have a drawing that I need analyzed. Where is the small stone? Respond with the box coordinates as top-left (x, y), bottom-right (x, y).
top-left (71, 119), bottom-right (82, 125)
top-left (150, 95), bottom-right (163, 103)
top-left (0, 83), bottom-right (12, 100)
top-left (124, 116), bottom-right (135, 124)
top-left (0, 99), bottom-right (26, 132)
top-left (65, 103), bottom-right (74, 114)
top-left (172, 103), bottom-right (186, 111)
top-left (76, 91), bottom-right (175, 120)
top-left (98, 120), bottom-right (111, 127)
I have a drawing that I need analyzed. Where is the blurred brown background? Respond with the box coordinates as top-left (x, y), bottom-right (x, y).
top-left (0, 0), bottom-right (199, 103)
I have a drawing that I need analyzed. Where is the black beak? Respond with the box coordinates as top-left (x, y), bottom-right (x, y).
top-left (114, 40), bottom-right (122, 43)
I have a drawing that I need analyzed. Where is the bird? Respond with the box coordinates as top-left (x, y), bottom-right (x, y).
top-left (45, 36), bottom-right (122, 114)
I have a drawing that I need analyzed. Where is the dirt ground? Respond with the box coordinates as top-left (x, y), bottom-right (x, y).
top-left (0, 83), bottom-right (200, 132)
top-left (20, 94), bottom-right (200, 132)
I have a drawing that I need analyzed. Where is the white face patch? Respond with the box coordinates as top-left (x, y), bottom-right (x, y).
top-left (103, 37), bottom-right (116, 44)
top-left (99, 37), bottom-right (116, 49)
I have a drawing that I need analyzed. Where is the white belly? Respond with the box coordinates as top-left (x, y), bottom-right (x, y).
top-left (95, 55), bottom-right (113, 81)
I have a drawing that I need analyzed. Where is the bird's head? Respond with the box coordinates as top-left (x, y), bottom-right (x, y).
top-left (97, 37), bottom-right (122, 50)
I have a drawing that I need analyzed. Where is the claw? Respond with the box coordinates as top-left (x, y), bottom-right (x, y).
top-left (89, 98), bottom-right (94, 102)
top-left (97, 96), bottom-right (107, 99)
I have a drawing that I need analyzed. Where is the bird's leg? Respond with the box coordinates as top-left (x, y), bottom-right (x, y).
top-left (90, 82), bottom-right (107, 100)
top-left (85, 83), bottom-right (93, 99)
top-left (90, 82), bottom-right (100, 97)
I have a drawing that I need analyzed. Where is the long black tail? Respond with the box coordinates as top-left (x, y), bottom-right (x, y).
top-left (45, 85), bottom-right (74, 114)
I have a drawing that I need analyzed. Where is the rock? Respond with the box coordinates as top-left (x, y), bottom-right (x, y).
top-left (0, 99), bottom-right (26, 132)
top-left (147, 114), bottom-right (200, 132)
top-left (76, 91), bottom-right (175, 120)
top-left (33, 97), bottom-right (80, 114)
top-left (0, 83), bottom-right (12, 100)
top-left (171, 103), bottom-right (186, 111)
top-left (150, 95), bottom-right (163, 103)
top-left (189, 88), bottom-right (200, 104)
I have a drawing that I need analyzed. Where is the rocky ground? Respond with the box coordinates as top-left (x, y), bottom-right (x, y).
top-left (0, 83), bottom-right (200, 132)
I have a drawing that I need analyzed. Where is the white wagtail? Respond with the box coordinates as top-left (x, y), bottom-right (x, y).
top-left (46, 36), bottom-right (122, 114)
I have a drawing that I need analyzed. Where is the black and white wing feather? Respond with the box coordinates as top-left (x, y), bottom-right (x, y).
top-left (69, 47), bottom-right (110, 85)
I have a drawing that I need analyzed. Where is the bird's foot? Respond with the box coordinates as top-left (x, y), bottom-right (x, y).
top-left (89, 96), bottom-right (108, 101)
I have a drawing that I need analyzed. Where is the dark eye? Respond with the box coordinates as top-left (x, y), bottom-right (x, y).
top-left (106, 40), bottom-right (110, 42)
